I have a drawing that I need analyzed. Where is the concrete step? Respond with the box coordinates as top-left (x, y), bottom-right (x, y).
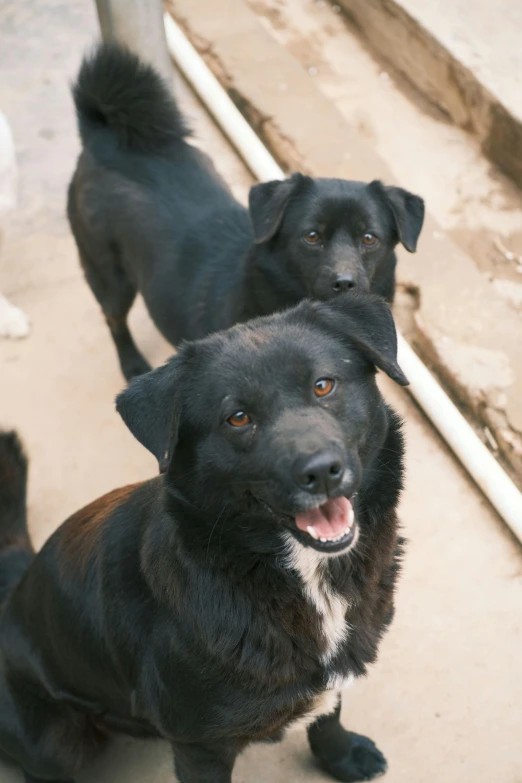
top-left (167, 0), bottom-right (522, 489)
top-left (337, 0), bottom-right (522, 191)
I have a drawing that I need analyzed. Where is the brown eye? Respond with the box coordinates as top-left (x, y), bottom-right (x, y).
top-left (314, 378), bottom-right (335, 397)
top-left (362, 232), bottom-right (378, 247)
top-left (227, 411), bottom-right (251, 428)
top-left (304, 231), bottom-right (321, 244)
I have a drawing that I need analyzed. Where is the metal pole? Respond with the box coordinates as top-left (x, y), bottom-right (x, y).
top-left (94, 0), bottom-right (172, 81)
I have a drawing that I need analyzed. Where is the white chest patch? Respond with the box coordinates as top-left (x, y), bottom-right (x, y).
top-left (326, 672), bottom-right (355, 691)
top-left (287, 688), bottom-right (340, 733)
top-left (283, 534), bottom-right (349, 664)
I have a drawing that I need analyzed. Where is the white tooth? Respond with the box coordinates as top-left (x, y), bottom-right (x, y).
top-left (320, 537), bottom-right (328, 543)
top-left (348, 509), bottom-right (355, 528)
top-left (306, 526), bottom-right (319, 540)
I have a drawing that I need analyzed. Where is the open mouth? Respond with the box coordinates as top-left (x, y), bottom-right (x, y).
top-left (294, 496), bottom-right (357, 553)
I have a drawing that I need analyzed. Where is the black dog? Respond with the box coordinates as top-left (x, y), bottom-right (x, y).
top-left (67, 44), bottom-right (424, 381)
top-left (0, 292), bottom-right (406, 783)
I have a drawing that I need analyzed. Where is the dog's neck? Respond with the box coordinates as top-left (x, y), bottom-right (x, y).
top-left (240, 245), bottom-right (306, 320)
top-left (141, 477), bottom-right (402, 684)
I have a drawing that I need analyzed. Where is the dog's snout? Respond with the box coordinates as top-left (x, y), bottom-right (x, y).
top-left (332, 273), bottom-right (356, 293)
top-left (292, 449), bottom-right (345, 495)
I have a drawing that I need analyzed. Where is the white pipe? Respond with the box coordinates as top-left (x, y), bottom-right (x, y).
top-left (164, 13), bottom-right (522, 543)
top-left (164, 15), bottom-right (283, 182)
top-left (397, 336), bottom-right (522, 542)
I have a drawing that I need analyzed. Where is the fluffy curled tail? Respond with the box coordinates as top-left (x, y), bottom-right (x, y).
top-left (72, 42), bottom-right (191, 153)
top-left (0, 431), bottom-right (33, 605)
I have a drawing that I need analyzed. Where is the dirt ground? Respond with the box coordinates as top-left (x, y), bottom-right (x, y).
top-left (0, 2), bottom-right (521, 782)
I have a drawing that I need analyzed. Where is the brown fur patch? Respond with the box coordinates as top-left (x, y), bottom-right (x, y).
top-left (240, 329), bottom-right (272, 352)
top-left (0, 532), bottom-right (32, 553)
top-left (58, 483), bottom-right (143, 573)
top-left (248, 330), bottom-right (270, 346)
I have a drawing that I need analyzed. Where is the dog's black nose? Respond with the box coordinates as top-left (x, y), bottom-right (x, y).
top-left (332, 274), bottom-right (356, 293)
top-left (292, 450), bottom-right (345, 495)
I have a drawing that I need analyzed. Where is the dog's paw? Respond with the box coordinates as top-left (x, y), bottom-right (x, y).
top-left (315, 732), bottom-right (387, 782)
top-left (0, 296), bottom-right (30, 339)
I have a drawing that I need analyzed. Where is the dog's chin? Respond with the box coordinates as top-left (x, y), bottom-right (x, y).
top-left (251, 492), bottom-right (359, 555)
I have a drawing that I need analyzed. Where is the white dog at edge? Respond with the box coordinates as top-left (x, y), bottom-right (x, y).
top-left (0, 111), bottom-right (30, 339)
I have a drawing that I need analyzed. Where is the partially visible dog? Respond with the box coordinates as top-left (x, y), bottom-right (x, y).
top-left (0, 111), bottom-right (30, 339)
top-left (0, 292), bottom-right (406, 783)
top-left (67, 43), bottom-right (424, 380)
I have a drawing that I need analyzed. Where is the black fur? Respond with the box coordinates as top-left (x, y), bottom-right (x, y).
top-left (0, 293), bottom-right (406, 782)
top-left (67, 43), bottom-right (425, 381)
top-left (73, 43), bottom-right (191, 152)
top-left (0, 431), bottom-right (32, 605)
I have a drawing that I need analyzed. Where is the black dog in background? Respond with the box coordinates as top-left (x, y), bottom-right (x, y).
top-left (67, 44), bottom-right (424, 380)
top-left (0, 292), bottom-right (406, 782)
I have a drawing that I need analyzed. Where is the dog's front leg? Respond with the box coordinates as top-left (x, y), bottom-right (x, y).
top-left (172, 740), bottom-right (238, 783)
top-left (307, 695), bottom-right (387, 782)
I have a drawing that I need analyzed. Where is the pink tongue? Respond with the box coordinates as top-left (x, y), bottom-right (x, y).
top-left (295, 496), bottom-right (352, 538)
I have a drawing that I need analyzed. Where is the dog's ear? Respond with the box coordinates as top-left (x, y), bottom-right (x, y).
top-left (370, 181), bottom-right (425, 252)
top-left (309, 292), bottom-right (409, 386)
top-left (116, 356), bottom-right (183, 472)
top-left (249, 173), bottom-right (309, 244)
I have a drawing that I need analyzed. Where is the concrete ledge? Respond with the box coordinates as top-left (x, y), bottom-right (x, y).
top-left (167, 0), bottom-right (522, 487)
top-left (337, 0), bottom-right (522, 191)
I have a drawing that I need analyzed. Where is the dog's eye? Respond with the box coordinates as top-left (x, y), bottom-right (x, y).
top-left (362, 232), bottom-right (378, 247)
top-left (314, 378), bottom-right (335, 397)
top-left (304, 231), bottom-right (321, 244)
top-left (227, 411), bottom-right (251, 428)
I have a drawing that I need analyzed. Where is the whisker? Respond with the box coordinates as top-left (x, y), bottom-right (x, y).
top-left (206, 504), bottom-right (227, 560)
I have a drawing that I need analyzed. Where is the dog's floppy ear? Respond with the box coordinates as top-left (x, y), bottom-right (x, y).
top-left (116, 356), bottom-right (183, 472)
top-left (310, 292), bottom-right (409, 386)
top-left (370, 180), bottom-right (425, 253)
top-left (249, 172), bottom-right (309, 244)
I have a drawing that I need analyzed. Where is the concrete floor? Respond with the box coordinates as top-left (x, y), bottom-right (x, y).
top-left (0, 2), bottom-right (521, 782)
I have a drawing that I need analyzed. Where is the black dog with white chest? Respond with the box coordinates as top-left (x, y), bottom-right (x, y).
top-left (67, 44), bottom-right (424, 380)
top-left (0, 292), bottom-right (406, 783)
